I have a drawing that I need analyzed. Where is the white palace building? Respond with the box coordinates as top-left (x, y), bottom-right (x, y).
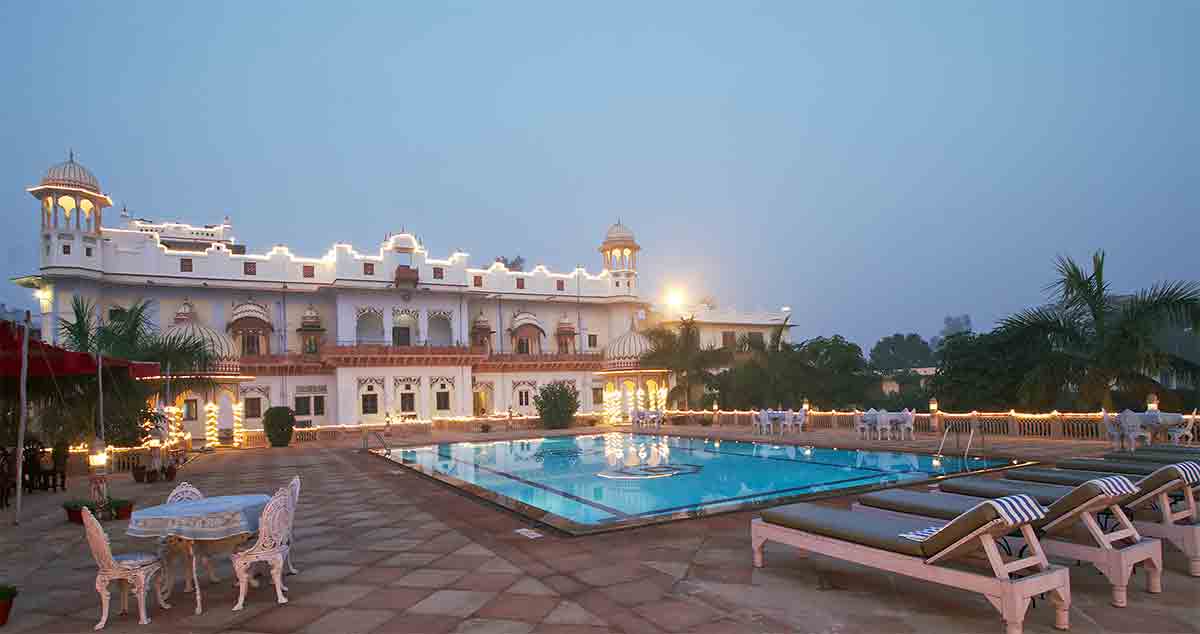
top-left (15, 155), bottom-right (789, 441)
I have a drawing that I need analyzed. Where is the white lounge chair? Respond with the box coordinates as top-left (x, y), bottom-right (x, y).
top-left (752, 495), bottom-right (1070, 634)
top-left (858, 475), bottom-right (1162, 608)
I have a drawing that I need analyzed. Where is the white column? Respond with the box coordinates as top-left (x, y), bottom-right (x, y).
top-left (418, 310), bottom-right (430, 345)
top-left (384, 308), bottom-right (394, 345)
top-left (335, 371), bottom-right (356, 425)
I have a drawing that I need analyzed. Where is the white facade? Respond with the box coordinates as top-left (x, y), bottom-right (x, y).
top-left (18, 157), bottom-right (788, 436)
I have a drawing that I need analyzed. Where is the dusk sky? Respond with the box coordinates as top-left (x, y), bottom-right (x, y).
top-left (2, 1), bottom-right (1196, 348)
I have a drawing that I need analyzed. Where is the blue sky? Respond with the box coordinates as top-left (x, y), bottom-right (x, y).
top-left (2, 1), bottom-right (1196, 347)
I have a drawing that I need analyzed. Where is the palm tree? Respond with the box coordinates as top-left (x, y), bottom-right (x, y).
top-left (51, 297), bottom-right (216, 444)
top-left (641, 317), bottom-right (731, 410)
top-left (998, 250), bottom-right (1200, 409)
top-left (735, 316), bottom-right (797, 407)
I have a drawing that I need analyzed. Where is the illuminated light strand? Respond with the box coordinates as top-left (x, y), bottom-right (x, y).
top-left (204, 401), bottom-right (219, 447)
top-left (232, 402), bottom-right (245, 448)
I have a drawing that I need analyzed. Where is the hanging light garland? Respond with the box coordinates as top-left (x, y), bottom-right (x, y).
top-left (657, 387), bottom-right (668, 411)
top-left (204, 401), bottom-right (219, 447)
top-left (232, 402), bottom-right (245, 448)
top-left (603, 391), bottom-right (622, 425)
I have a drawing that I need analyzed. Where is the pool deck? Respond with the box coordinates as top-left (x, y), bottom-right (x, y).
top-left (2, 430), bottom-right (1195, 634)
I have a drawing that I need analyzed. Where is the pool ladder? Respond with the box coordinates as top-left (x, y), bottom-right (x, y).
top-left (934, 418), bottom-right (976, 463)
top-left (362, 430), bottom-right (393, 456)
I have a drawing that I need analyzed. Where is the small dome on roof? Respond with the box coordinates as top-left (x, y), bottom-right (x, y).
top-left (40, 153), bottom-right (101, 193)
top-left (603, 325), bottom-right (653, 371)
top-left (472, 310), bottom-right (492, 331)
top-left (604, 222), bottom-right (635, 242)
top-left (166, 300), bottom-right (238, 365)
top-left (300, 304), bottom-right (322, 328)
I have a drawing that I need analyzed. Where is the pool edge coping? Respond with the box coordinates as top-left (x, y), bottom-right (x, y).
top-left (366, 432), bottom-right (1039, 536)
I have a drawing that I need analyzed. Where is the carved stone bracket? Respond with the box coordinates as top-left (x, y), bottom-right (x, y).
top-left (393, 376), bottom-right (422, 389)
top-left (428, 309), bottom-right (453, 320)
top-left (239, 385), bottom-right (271, 398)
top-left (356, 306), bottom-right (383, 319)
top-left (512, 379), bottom-right (538, 390)
top-left (393, 307), bottom-right (419, 321)
top-left (357, 376), bottom-right (385, 390)
top-left (430, 376), bottom-right (456, 387)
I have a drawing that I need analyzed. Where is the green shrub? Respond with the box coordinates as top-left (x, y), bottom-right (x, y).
top-left (534, 381), bottom-right (580, 429)
top-left (62, 499), bottom-right (94, 511)
top-left (0, 584), bottom-right (17, 600)
top-left (108, 498), bottom-right (132, 510)
top-left (263, 406), bottom-right (296, 447)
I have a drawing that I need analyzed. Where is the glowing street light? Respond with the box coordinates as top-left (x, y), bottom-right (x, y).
top-left (664, 287), bottom-right (686, 311)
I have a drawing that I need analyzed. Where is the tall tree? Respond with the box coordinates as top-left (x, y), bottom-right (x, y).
top-left (495, 255), bottom-right (525, 272)
top-left (641, 317), bottom-right (730, 409)
top-left (997, 250), bottom-right (1200, 409)
top-left (50, 297), bottom-right (217, 445)
top-left (931, 314), bottom-right (973, 350)
top-left (793, 335), bottom-right (873, 408)
top-left (869, 333), bottom-right (934, 370)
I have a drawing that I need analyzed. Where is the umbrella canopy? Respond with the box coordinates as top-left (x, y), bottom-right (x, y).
top-left (0, 321), bottom-right (159, 378)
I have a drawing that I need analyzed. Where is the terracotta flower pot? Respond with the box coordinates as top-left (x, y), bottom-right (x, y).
top-left (115, 504), bottom-right (133, 520)
top-left (0, 597), bottom-right (13, 627)
top-left (131, 466), bottom-right (146, 483)
top-left (164, 465), bottom-right (178, 481)
top-left (66, 508), bottom-right (83, 524)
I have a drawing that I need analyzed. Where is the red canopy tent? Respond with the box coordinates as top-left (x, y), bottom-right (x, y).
top-left (0, 321), bottom-right (159, 378)
top-left (3, 318), bottom-right (159, 524)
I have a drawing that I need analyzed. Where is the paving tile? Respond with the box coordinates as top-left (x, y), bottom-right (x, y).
top-left (451, 618), bottom-right (537, 634)
top-left (542, 601), bottom-right (607, 626)
top-left (474, 593), bottom-right (561, 622)
top-left (292, 583), bottom-right (378, 607)
top-left (598, 578), bottom-right (668, 606)
top-left (506, 576), bottom-right (559, 596)
top-left (353, 566), bottom-right (416, 585)
top-left (450, 572), bottom-right (521, 592)
top-left (573, 563), bottom-right (648, 587)
top-left (542, 575), bottom-right (585, 596)
top-left (530, 626), bottom-right (616, 634)
top-left (351, 587), bottom-right (435, 610)
top-left (296, 564), bottom-right (363, 582)
top-left (393, 568), bottom-right (469, 588)
top-left (476, 557), bottom-right (523, 574)
top-left (632, 598), bottom-right (722, 632)
top-left (239, 605), bottom-right (329, 633)
top-left (379, 552), bottom-right (442, 567)
top-left (298, 607), bottom-right (396, 634)
top-left (407, 590), bottom-right (497, 617)
top-left (371, 612), bottom-right (461, 633)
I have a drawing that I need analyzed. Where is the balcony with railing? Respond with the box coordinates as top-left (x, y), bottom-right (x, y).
top-left (320, 342), bottom-right (488, 367)
top-left (475, 352), bottom-right (604, 372)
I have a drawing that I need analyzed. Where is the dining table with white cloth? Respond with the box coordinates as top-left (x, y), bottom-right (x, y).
top-left (127, 494), bottom-right (270, 615)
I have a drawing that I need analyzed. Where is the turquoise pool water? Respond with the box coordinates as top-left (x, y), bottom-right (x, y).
top-left (386, 433), bottom-right (1011, 529)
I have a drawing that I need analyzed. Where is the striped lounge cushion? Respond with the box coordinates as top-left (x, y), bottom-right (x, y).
top-left (901, 494), bottom-right (1045, 542)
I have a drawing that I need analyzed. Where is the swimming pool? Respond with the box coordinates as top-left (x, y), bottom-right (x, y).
top-left (376, 432), bottom-right (1019, 534)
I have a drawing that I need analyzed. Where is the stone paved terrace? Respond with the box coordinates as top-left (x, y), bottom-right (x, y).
top-left (1, 429), bottom-right (1197, 634)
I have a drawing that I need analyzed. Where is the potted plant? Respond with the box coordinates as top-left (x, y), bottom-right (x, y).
top-left (145, 468), bottom-right (160, 483)
top-left (0, 584), bottom-right (17, 627)
top-left (263, 406), bottom-right (296, 447)
top-left (62, 499), bottom-right (91, 524)
top-left (534, 381), bottom-right (581, 430)
top-left (164, 463), bottom-right (178, 481)
top-left (479, 422), bottom-right (492, 433)
top-left (109, 498), bottom-right (134, 520)
top-left (131, 464), bottom-right (147, 483)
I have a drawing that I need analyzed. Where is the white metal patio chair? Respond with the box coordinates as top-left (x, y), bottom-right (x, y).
top-left (284, 476), bottom-right (301, 576)
top-left (894, 408), bottom-right (916, 440)
top-left (1167, 410), bottom-right (1197, 445)
top-left (753, 410), bottom-right (773, 435)
top-left (160, 482), bottom-right (215, 595)
top-left (231, 487), bottom-right (293, 611)
top-left (779, 410), bottom-right (800, 434)
top-left (857, 409), bottom-right (877, 440)
top-left (83, 507), bottom-right (170, 629)
top-left (1102, 410), bottom-right (1123, 450)
top-left (1119, 409), bottom-right (1151, 450)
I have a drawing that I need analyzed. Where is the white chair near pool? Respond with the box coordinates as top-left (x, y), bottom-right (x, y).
top-left (83, 507), bottom-right (170, 629)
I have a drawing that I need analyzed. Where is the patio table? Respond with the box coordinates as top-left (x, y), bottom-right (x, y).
top-left (127, 494), bottom-right (269, 615)
top-left (1138, 413), bottom-right (1186, 446)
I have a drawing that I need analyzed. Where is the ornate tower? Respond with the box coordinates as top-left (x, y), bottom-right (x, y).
top-left (28, 152), bottom-right (112, 269)
top-left (599, 221), bottom-right (640, 295)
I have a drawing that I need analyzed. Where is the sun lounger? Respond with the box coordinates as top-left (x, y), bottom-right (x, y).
top-left (1104, 451), bottom-right (1200, 465)
top-left (752, 497), bottom-right (1070, 634)
top-left (1055, 458), bottom-right (1166, 476)
top-left (855, 477), bottom-right (1162, 607)
top-left (1145, 444), bottom-right (1200, 456)
top-left (942, 463), bottom-right (1200, 575)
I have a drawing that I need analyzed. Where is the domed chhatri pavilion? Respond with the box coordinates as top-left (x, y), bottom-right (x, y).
top-left (596, 318), bottom-right (670, 421)
top-left (16, 155), bottom-right (790, 441)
